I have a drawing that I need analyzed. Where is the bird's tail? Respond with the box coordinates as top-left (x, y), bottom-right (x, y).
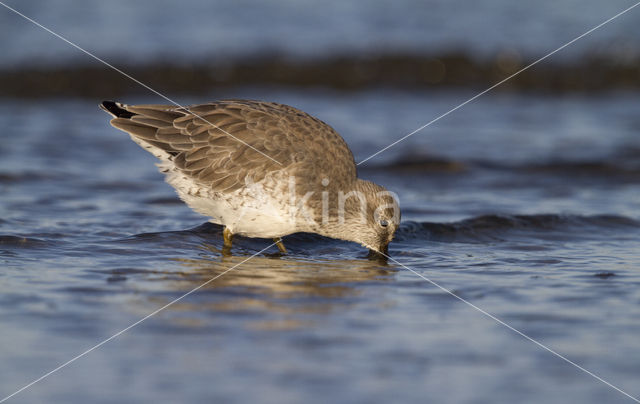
top-left (99, 100), bottom-right (135, 118)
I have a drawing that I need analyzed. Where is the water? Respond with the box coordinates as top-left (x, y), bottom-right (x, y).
top-left (1, 0), bottom-right (639, 67)
top-left (1, 90), bottom-right (640, 403)
top-left (2, 0), bottom-right (640, 402)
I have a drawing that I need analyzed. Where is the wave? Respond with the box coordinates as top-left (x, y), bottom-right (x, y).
top-left (143, 214), bottom-right (640, 247)
top-left (0, 171), bottom-right (61, 183)
top-left (394, 214), bottom-right (640, 243)
top-left (3, 214), bottom-right (636, 254)
top-left (366, 154), bottom-right (640, 178)
top-left (0, 235), bottom-right (55, 248)
top-left (2, 51), bottom-right (640, 98)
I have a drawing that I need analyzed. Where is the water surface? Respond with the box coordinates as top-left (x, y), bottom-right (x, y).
top-left (1, 90), bottom-right (640, 403)
top-left (2, 0), bottom-right (639, 66)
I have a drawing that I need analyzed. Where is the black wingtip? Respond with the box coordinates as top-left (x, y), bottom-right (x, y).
top-left (100, 100), bottom-right (135, 118)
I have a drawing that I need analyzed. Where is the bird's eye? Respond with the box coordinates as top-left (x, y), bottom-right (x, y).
top-left (379, 219), bottom-right (389, 227)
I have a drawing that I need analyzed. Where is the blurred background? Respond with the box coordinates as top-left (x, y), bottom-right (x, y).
top-left (2, 0), bottom-right (640, 95)
top-left (2, 0), bottom-right (640, 170)
top-left (1, 1), bottom-right (640, 403)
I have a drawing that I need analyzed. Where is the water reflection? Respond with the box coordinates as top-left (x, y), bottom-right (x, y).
top-left (142, 251), bottom-right (396, 330)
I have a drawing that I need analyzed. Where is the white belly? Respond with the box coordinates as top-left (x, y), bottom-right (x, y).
top-left (162, 165), bottom-right (300, 238)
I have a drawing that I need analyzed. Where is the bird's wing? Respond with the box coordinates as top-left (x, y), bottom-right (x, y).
top-left (103, 100), bottom-right (357, 193)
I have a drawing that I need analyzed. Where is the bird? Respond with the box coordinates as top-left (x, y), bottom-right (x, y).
top-left (100, 99), bottom-right (400, 256)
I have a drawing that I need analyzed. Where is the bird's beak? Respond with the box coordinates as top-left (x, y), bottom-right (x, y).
top-left (366, 243), bottom-right (389, 260)
top-left (380, 243), bottom-right (389, 256)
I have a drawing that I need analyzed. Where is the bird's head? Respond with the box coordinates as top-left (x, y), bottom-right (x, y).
top-left (339, 180), bottom-right (400, 257)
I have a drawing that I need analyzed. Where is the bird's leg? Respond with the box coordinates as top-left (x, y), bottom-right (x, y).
top-left (222, 227), bottom-right (234, 254)
top-left (273, 237), bottom-right (287, 254)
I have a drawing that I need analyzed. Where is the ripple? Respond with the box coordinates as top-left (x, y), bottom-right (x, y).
top-left (0, 235), bottom-right (56, 248)
top-left (395, 214), bottom-right (640, 244)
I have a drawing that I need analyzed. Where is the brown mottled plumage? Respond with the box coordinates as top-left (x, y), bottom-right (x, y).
top-left (100, 99), bottom-right (400, 256)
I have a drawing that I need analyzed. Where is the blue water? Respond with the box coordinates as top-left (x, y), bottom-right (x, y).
top-left (2, 90), bottom-right (640, 403)
top-left (2, 1), bottom-right (640, 403)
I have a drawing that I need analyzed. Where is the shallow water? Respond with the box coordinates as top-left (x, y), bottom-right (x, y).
top-left (1, 89), bottom-right (640, 403)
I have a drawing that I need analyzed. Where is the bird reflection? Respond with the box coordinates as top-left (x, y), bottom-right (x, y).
top-left (145, 246), bottom-right (397, 330)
